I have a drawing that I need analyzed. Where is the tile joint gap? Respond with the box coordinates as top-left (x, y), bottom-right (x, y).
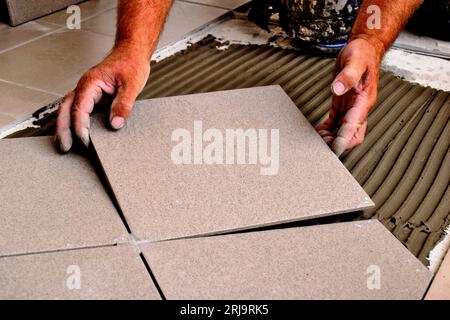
top-left (139, 253), bottom-right (167, 300)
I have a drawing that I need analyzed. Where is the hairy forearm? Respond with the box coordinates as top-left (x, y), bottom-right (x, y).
top-left (350, 0), bottom-right (423, 57)
top-left (114, 0), bottom-right (174, 61)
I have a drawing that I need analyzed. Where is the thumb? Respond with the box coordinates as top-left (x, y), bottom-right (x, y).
top-left (332, 61), bottom-right (366, 96)
top-left (109, 86), bottom-right (138, 130)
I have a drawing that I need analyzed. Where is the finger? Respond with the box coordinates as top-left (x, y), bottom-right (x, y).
top-left (55, 91), bottom-right (75, 153)
top-left (72, 79), bottom-right (106, 148)
top-left (109, 85), bottom-right (139, 130)
top-left (331, 105), bottom-right (368, 156)
top-left (332, 60), bottom-right (366, 96)
top-left (316, 93), bottom-right (345, 134)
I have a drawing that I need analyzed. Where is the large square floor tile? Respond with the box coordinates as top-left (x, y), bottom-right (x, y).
top-left (0, 245), bottom-right (161, 299)
top-left (0, 81), bottom-right (59, 129)
top-left (90, 86), bottom-right (373, 242)
top-left (141, 220), bottom-right (432, 299)
top-left (0, 28), bottom-right (114, 95)
top-left (0, 136), bottom-right (129, 257)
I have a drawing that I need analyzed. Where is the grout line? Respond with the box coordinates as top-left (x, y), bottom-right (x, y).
top-left (0, 25), bottom-right (67, 55)
top-left (139, 253), bottom-right (167, 300)
top-left (0, 243), bottom-right (120, 260)
top-left (0, 78), bottom-right (62, 96)
top-left (88, 144), bottom-right (133, 234)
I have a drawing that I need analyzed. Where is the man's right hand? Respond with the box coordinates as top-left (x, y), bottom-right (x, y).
top-left (55, 46), bottom-right (150, 153)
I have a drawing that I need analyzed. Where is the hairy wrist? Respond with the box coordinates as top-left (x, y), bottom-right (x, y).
top-left (348, 34), bottom-right (385, 61)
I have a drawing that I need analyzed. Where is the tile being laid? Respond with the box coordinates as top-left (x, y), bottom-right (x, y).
top-left (0, 245), bottom-right (161, 299)
top-left (0, 136), bottom-right (128, 257)
top-left (425, 245), bottom-right (450, 300)
top-left (90, 86), bottom-right (374, 242)
top-left (140, 220), bottom-right (432, 299)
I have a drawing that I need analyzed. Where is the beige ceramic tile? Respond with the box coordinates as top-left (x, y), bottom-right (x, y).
top-left (0, 20), bottom-right (58, 52)
top-left (90, 86), bottom-right (373, 242)
top-left (0, 81), bottom-right (59, 128)
top-left (426, 246), bottom-right (450, 300)
top-left (141, 220), bottom-right (432, 299)
top-left (0, 136), bottom-right (129, 257)
top-left (0, 29), bottom-right (114, 95)
top-left (0, 245), bottom-right (161, 299)
top-left (39, 0), bottom-right (117, 26)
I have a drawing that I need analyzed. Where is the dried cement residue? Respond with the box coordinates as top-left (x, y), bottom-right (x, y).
top-left (428, 225), bottom-right (450, 274)
top-left (382, 49), bottom-right (450, 92)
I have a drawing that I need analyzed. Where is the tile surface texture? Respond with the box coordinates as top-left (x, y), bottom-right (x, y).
top-left (0, 245), bottom-right (161, 299)
top-left (0, 29), bottom-right (114, 95)
top-left (5, 0), bottom-right (83, 26)
top-left (425, 247), bottom-right (450, 299)
top-left (140, 220), bottom-right (432, 299)
top-left (91, 86), bottom-right (373, 241)
top-left (0, 136), bottom-right (128, 257)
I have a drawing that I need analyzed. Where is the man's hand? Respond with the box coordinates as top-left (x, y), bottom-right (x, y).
top-left (317, 38), bottom-right (381, 156)
top-left (55, 47), bottom-right (150, 152)
top-left (317, 0), bottom-right (423, 156)
top-left (55, 0), bottom-right (173, 153)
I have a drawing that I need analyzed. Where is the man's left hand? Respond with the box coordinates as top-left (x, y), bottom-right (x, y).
top-left (317, 38), bottom-right (382, 156)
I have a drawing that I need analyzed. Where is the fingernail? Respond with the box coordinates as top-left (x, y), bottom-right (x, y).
top-left (79, 128), bottom-right (90, 148)
top-left (332, 138), bottom-right (346, 157)
top-left (111, 116), bottom-right (125, 130)
top-left (332, 81), bottom-right (346, 96)
top-left (56, 136), bottom-right (72, 154)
